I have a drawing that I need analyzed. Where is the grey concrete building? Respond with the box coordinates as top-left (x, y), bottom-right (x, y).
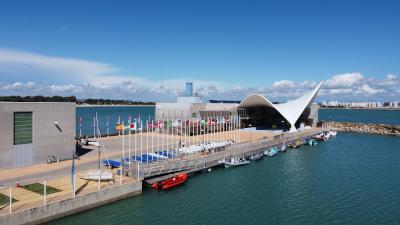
top-left (0, 102), bottom-right (76, 169)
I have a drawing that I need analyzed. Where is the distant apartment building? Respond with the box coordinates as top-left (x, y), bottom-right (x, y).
top-left (321, 100), bottom-right (399, 108)
top-left (0, 102), bottom-right (76, 169)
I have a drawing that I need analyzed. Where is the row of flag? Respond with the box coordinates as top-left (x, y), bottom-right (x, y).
top-left (114, 116), bottom-right (238, 131)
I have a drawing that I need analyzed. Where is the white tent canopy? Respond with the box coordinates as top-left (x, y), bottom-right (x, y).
top-left (238, 82), bottom-right (322, 132)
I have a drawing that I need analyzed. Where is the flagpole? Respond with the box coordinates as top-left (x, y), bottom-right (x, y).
top-left (161, 119), bottom-right (164, 159)
top-left (180, 116), bottom-right (183, 155)
top-left (166, 118), bottom-right (169, 158)
top-left (128, 120), bottom-right (131, 168)
top-left (146, 119), bottom-right (149, 165)
top-left (122, 120), bottom-right (125, 162)
top-left (140, 120), bottom-right (143, 163)
top-left (151, 120), bottom-right (154, 161)
top-left (134, 119), bottom-right (137, 164)
top-left (93, 116), bottom-right (96, 140)
top-left (79, 117), bottom-right (82, 138)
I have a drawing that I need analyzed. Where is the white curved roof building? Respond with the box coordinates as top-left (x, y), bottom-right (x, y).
top-left (238, 82), bottom-right (322, 132)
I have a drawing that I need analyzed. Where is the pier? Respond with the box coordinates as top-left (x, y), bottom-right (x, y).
top-left (322, 121), bottom-right (400, 136)
top-left (133, 128), bottom-right (322, 182)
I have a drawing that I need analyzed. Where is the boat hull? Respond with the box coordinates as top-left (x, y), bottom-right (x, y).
top-left (153, 173), bottom-right (189, 190)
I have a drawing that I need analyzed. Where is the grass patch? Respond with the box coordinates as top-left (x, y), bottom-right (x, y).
top-left (22, 183), bottom-right (62, 195)
top-left (0, 192), bottom-right (17, 205)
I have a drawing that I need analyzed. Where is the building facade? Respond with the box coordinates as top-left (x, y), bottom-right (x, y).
top-left (0, 102), bottom-right (76, 169)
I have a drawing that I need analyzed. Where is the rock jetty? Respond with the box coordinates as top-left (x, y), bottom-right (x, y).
top-left (321, 121), bottom-right (400, 136)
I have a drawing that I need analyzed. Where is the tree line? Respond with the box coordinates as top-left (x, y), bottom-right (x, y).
top-left (0, 96), bottom-right (155, 105)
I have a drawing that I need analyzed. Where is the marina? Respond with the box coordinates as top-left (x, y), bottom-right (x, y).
top-left (46, 132), bottom-right (400, 225)
top-left (0, 125), bottom-right (324, 224)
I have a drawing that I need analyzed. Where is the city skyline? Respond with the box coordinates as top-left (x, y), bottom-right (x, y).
top-left (0, 0), bottom-right (399, 102)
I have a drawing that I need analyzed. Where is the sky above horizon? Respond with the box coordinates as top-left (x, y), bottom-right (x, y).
top-left (0, 0), bottom-right (399, 102)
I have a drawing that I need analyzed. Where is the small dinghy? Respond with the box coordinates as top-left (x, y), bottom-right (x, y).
top-left (280, 144), bottom-right (287, 152)
top-left (220, 158), bottom-right (250, 168)
top-left (306, 138), bottom-right (318, 146)
top-left (249, 153), bottom-right (264, 161)
top-left (329, 131), bottom-right (337, 137)
top-left (152, 173), bottom-right (188, 190)
top-left (265, 147), bottom-right (279, 157)
top-left (81, 170), bottom-right (114, 181)
top-left (102, 159), bottom-right (121, 168)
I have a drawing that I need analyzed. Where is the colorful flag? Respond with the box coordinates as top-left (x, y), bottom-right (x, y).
top-left (115, 123), bottom-right (124, 131)
top-left (129, 121), bottom-right (137, 131)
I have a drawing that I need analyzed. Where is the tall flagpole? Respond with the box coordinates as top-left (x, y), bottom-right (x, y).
top-left (161, 119), bottom-right (164, 158)
top-left (93, 116), bottom-right (96, 139)
top-left (152, 120), bottom-right (154, 161)
top-left (146, 120), bottom-right (149, 164)
top-left (134, 119), bottom-right (136, 163)
top-left (166, 118), bottom-right (169, 157)
top-left (140, 120), bottom-right (143, 163)
top-left (184, 116), bottom-right (187, 157)
top-left (128, 120), bottom-right (131, 168)
top-left (180, 116), bottom-right (183, 154)
top-left (122, 120), bottom-right (125, 167)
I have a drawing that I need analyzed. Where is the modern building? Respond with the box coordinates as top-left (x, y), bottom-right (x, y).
top-left (185, 82), bottom-right (193, 96)
top-left (0, 102), bottom-right (76, 169)
top-left (177, 82), bottom-right (203, 104)
top-left (237, 82), bottom-right (322, 132)
top-left (156, 82), bottom-right (322, 133)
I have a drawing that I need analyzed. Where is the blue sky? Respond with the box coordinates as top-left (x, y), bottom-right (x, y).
top-left (0, 0), bottom-right (399, 101)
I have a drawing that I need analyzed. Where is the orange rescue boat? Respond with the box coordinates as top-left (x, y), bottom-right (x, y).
top-left (152, 173), bottom-right (188, 190)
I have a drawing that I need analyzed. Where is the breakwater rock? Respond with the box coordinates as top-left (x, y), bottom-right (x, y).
top-left (322, 121), bottom-right (400, 136)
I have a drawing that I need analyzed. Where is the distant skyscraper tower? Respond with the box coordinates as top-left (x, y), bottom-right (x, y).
top-left (185, 82), bottom-right (193, 96)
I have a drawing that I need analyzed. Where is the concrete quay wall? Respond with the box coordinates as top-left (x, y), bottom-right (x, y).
top-left (0, 181), bottom-right (142, 225)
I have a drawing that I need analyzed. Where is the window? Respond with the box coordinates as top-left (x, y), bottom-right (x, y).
top-left (14, 112), bottom-right (33, 145)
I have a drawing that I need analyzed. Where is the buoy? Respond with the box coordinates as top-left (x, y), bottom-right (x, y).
top-left (208, 168), bottom-right (212, 172)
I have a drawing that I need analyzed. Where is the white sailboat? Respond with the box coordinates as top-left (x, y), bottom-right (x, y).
top-left (80, 113), bottom-right (114, 182)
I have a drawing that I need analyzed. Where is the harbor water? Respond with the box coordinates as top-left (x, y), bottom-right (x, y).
top-left (76, 106), bottom-right (155, 136)
top-left (47, 132), bottom-right (400, 225)
top-left (319, 108), bottom-right (400, 125)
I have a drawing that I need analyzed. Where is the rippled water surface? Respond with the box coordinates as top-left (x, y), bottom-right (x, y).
top-left (47, 133), bottom-right (400, 225)
top-left (319, 108), bottom-right (400, 125)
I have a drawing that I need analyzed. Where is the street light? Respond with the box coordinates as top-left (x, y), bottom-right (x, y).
top-left (281, 120), bottom-right (285, 133)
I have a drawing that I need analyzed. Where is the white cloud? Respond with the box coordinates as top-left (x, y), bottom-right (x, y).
top-left (0, 48), bottom-right (398, 102)
top-left (271, 80), bottom-right (295, 89)
top-left (359, 84), bottom-right (382, 95)
top-left (0, 48), bottom-right (118, 84)
top-left (324, 72), bottom-right (364, 89)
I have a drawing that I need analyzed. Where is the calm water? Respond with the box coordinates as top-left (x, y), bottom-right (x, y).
top-left (47, 133), bottom-right (400, 225)
top-left (319, 108), bottom-right (400, 125)
top-left (76, 106), bottom-right (155, 136)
